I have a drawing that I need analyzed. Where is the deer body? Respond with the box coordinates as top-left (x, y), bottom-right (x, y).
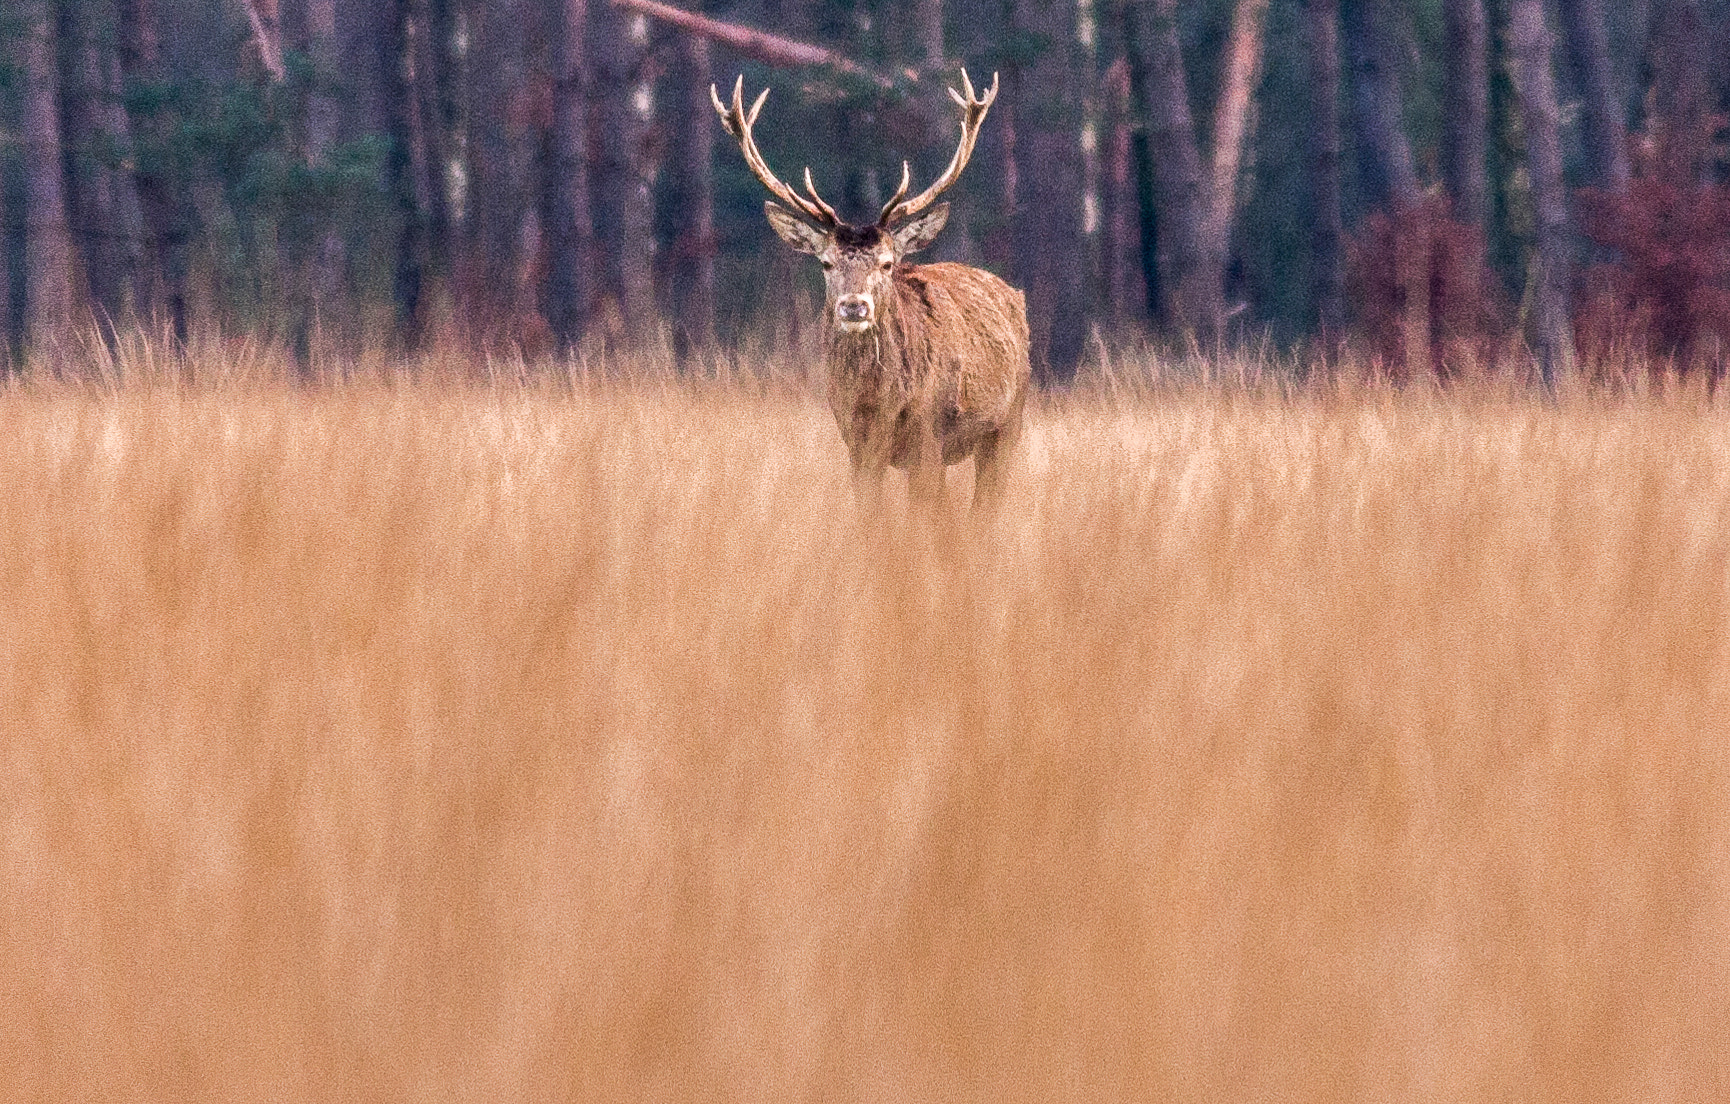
top-left (713, 71), bottom-right (1030, 507)
top-left (826, 262), bottom-right (1028, 485)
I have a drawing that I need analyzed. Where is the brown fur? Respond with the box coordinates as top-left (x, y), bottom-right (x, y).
top-left (716, 72), bottom-right (1024, 507)
top-left (824, 260), bottom-right (1032, 506)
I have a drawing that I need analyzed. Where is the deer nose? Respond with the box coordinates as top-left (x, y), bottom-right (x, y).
top-left (836, 295), bottom-right (873, 324)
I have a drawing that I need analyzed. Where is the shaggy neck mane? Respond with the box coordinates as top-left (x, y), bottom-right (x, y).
top-left (824, 267), bottom-right (933, 382)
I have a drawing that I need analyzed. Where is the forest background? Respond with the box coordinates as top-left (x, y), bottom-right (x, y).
top-left (1, 0), bottom-right (1728, 384)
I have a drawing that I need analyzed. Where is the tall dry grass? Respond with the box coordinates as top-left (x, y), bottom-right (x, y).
top-left (3, 351), bottom-right (1728, 1102)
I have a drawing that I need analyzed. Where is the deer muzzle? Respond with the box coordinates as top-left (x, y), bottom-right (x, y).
top-left (835, 294), bottom-right (875, 332)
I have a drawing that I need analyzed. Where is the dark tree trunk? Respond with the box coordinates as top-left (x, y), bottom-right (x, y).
top-left (1, 167), bottom-right (12, 362)
top-left (1558, 0), bottom-right (1629, 191)
top-left (1099, 56), bottom-right (1145, 328)
top-left (663, 32), bottom-right (717, 357)
top-left (1118, 0), bottom-right (1216, 334)
top-left (589, 0), bottom-right (657, 335)
top-left (302, 0), bottom-right (346, 353)
top-left (1647, 0), bottom-right (1710, 179)
top-left (1012, 0), bottom-right (1086, 378)
top-left (62, 3), bottom-right (147, 327)
top-left (1507, 0), bottom-right (1575, 384)
top-left (335, 0), bottom-right (387, 139)
top-left (546, 0), bottom-right (597, 348)
top-left (1305, 0), bottom-right (1345, 337)
top-left (380, 0), bottom-right (425, 343)
top-left (461, 0), bottom-right (534, 337)
top-left (412, 0), bottom-right (457, 312)
top-left (1442, 0), bottom-right (1491, 228)
top-left (1341, 0), bottom-right (1418, 209)
top-left (21, 0), bottom-right (78, 348)
top-left (118, 0), bottom-right (187, 340)
top-left (1131, 130), bottom-right (1160, 322)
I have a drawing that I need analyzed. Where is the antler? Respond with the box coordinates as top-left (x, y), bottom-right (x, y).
top-left (877, 69), bottom-right (999, 227)
top-left (710, 76), bottom-right (839, 227)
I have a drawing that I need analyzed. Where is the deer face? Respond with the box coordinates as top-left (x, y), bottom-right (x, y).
top-left (765, 203), bottom-right (950, 334)
top-left (712, 70), bottom-right (995, 333)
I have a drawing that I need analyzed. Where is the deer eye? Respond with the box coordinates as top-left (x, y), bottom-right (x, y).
top-left (820, 259), bottom-right (834, 270)
top-left (879, 259), bottom-right (894, 271)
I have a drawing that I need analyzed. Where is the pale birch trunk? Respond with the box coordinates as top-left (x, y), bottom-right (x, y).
top-left (1194, 0), bottom-right (1268, 332)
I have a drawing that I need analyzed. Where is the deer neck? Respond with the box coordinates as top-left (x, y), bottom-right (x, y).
top-left (825, 306), bottom-right (905, 383)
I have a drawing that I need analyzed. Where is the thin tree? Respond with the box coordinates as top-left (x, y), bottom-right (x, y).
top-left (1305, 0), bottom-right (1344, 337)
top-left (1098, 55), bottom-right (1146, 327)
top-left (411, 0), bottom-right (457, 318)
top-left (1507, 0), bottom-right (1575, 384)
top-left (588, 0), bottom-right (656, 335)
top-left (1, 159), bottom-right (12, 361)
top-left (301, 0), bottom-right (345, 352)
top-left (117, 0), bottom-right (188, 340)
top-left (662, 31), bottom-right (717, 356)
top-left (379, 0), bottom-right (424, 343)
top-left (20, 0), bottom-right (77, 349)
top-left (916, 0), bottom-right (944, 69)
top-left (1117, 0), bottom-right (1266, 339)
top-left (61, 2), bottom-right (147, 328)
top-left (546, 0), bottom-right (597, 348)
top-left (1197, 0), bottom-right (1269, 324)
top-left (1117, 0), bottom-right (1212, 332)
top-left (1341, 0), bottom-right (1417, 209)
top-left (1647, 0), bottom-right (1711, 179)
top-left (1557, 0), bottom-right (1628, 192)
top-left (1011, 0), bottom-right (1087, 376)
top-left (1442, 0), bottom-right (1490, 229)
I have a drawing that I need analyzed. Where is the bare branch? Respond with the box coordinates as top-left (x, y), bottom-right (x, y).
top-left (237, 0), bottom-right (286, 82)
top-left (612, 0), bottom-right (894, 88)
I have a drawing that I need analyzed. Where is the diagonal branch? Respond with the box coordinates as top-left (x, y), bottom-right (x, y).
top-left (611, 0), bottom-right (896, 88)
top-left (237, 0), bottom-right (286, 82)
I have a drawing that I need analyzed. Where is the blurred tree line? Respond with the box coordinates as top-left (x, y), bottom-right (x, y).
top-left (1, 0), bottom-right (1728, 380)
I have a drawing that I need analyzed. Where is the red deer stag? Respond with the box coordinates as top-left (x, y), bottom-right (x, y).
top-left (712, 71), bottom-right (1031, 508)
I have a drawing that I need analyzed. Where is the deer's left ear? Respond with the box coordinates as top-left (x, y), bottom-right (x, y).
top-left (890, 202), bottom-right (949, 254)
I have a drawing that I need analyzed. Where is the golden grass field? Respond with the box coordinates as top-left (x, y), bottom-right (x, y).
top-left (3, 350), bottom-right (1728, 1101)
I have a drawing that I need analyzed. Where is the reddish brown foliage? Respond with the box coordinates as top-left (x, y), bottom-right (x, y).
top-left (1577, 169), bottom-right (1730, 381)
top-left (1345, 196), bottom-right (1506, 381)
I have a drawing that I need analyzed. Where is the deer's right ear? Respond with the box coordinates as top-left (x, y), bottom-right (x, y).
top-left (764, 202), bottom-right (829, 255)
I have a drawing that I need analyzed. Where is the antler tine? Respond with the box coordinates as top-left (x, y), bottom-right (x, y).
top-left (879, 69), bottom-right (1000, 226)
top-left (802, 167), bottom-right (839, 224)
top-left (710, 75), bottom-right (838, 227)
top-left (875, 161), bottom-right (912, 225)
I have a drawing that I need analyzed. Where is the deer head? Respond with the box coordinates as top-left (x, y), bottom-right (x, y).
top-left (711, 70), bottom-right (999, 335)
